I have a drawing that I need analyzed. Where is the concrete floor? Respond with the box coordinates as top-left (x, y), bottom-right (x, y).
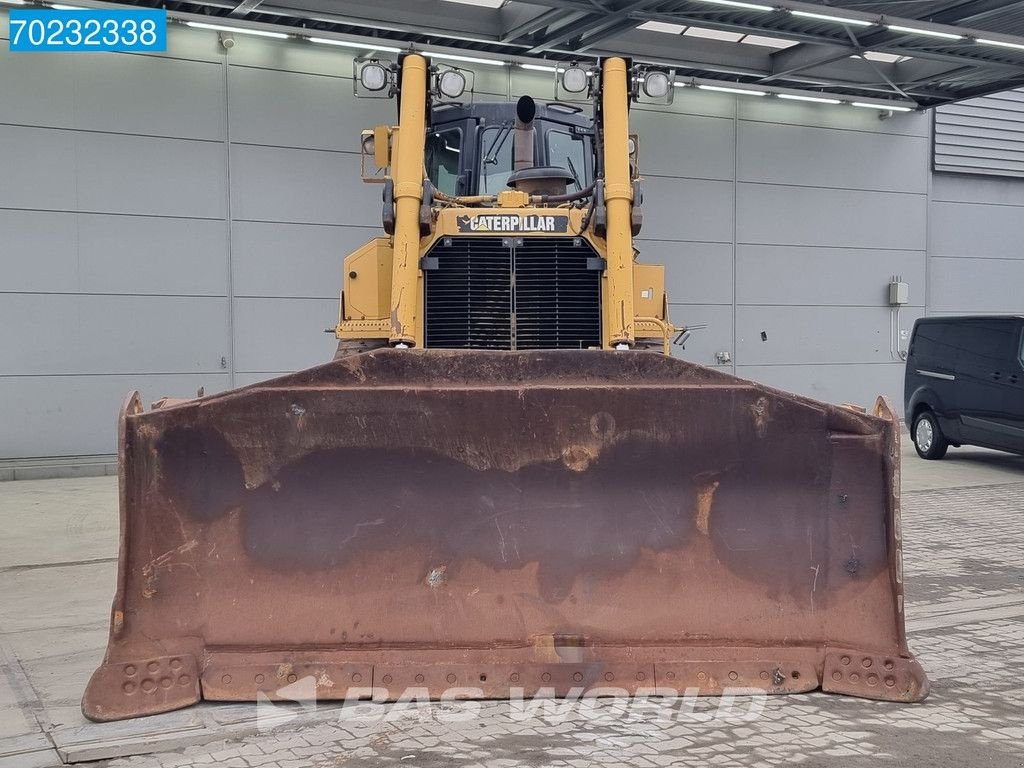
top-left (0, 437), bottom-right (1022, 767)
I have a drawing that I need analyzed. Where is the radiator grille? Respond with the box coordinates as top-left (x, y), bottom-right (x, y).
top-left (424, 236), bottom-right (602, 350)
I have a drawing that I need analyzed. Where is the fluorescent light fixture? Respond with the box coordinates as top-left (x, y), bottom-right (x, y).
top-left (186, 21), bottom-right (288, 39)
top-left (791, 10), bottom-right (873, 27)
top-left (309, 37), bottom-right (402, 53)
top-left (690, 0), bottom-right (774, 10)
top-left (637, 21), bottom-right (686, 34)
top-left (50, 3), bottom-right (87, 8)
top-left (685, 26), bottom-right (743, 42)
top-left (1, 0), bottom-right (29, 5)
top-left (697, 83), bottom-right (767, 96)
top-left (886, 24), bottom-right (962, 40)
top-left (778, 93), bottom-right (841, 104)
top-left (862, 50), bottom-right (905, 63)
top-left (440, 0), bottom-right (505, 7)
top-left (851, 101), bottom-right (914, 112)
top-left (740, 34), bottom-right (798, 49)
top-left (428, 51), bottom-right (506, 66)
top-left (521, 63), bottom-right (564, 73)
top-left (977, 38), bottom-right (1024, 52)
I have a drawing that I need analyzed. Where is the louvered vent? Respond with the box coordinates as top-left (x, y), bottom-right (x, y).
top-left (423, 236), bottom-right (602, 350)
top-left (423, 236), bottom-right (512, 349)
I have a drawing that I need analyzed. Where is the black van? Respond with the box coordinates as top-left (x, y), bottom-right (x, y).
top-left (904, 316), bottom-right (1024, 459)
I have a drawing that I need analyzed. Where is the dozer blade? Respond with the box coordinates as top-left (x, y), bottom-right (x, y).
top-left (83, 350), bottom-right (927, 721)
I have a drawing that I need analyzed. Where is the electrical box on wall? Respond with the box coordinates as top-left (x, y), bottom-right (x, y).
top-left (888, 278), bottom-right (909, 306)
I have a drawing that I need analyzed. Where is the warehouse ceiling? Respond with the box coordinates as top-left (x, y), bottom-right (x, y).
top-left (113, 0), bottom-right (1024, 108)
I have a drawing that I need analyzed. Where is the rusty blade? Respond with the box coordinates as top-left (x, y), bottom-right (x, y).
top-left (82, 350), bottom-right (926, 721)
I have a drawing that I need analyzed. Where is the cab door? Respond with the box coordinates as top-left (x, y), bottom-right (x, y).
top-left (955, 318), bottom-right (1024, 452)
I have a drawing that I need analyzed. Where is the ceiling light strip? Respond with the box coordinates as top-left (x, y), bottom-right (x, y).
top-left (185, 21), bottom-right (289, 39)
top-left (977, 38), bottom-right (1024, 52)
top-left (309, 37), bottom-right (402, 52)
top-left (851, 101), bottom-right (913, 112)
top-left (427, 51), bottom-right (507, 66)
top-left (885, 24), bottom-right (963, 40)
top-left (696, 83), bottom-right (767, 96)
top-left (689, 0), bottom-right (774, 11)
top-left (791, 10), bottom-right (874, 27)
top-left (778, 93), bottom-right (842, 104)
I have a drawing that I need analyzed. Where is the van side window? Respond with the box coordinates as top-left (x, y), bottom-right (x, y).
top-left (957, 320), bottom-right (1017, 367)
top-left (912, 322), bottom-right (951, 361)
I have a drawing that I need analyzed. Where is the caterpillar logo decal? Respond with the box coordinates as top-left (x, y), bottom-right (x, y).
top-left (456, 214), bottom-right (570, 233)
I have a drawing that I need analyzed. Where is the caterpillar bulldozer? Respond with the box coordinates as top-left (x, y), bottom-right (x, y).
top-left (83, 55), bottom-right (927, 722)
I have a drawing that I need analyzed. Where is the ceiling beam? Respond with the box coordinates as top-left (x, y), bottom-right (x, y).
top-left (229, 0), bottom-right (266, 17)
top-left (260, 0), bottom-right (502, 40)
top-left (526, 0), bottom-right (662, 53)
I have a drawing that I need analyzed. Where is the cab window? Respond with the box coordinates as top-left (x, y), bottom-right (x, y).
top-left (479, 125), bottom-right (514, 194)
top-left (425, 128), bottom-right (462, 196)
top-left (546, 129), bottom-right (589, 192)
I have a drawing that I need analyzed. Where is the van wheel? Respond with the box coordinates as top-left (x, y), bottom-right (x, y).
top-left (912, 410), bottom-right (948, 460)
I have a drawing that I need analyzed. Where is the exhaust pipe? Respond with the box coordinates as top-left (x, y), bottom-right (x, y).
top-left (514, 95), bottom-right (536, 171)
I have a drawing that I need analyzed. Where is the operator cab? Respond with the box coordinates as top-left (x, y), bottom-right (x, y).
top-left (425, 100), bottom-right (595, 197)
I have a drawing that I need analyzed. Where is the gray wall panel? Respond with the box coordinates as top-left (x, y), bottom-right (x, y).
top-left (1, 210), bottom-right (79, 293)
top-left (76, 132), bottom-right (227, 218)
top-left (73, 54), bottom-right (225, 140)
top-left (654, 88), bottom-right (738, 120)
top-left (631, 110), bottom-right (734, 181)
top-left (737, 184), bottom-right (927, 250)
top-left (668, 303), bottom-right (733, 369)
top-left (233, 372), bottom-right (286, 387)
top-left (932, 172), bottom-right (1024, 205)
top-left (232, 297), bottom-right (339, 373)
top-left (928, 257), bottom-right (1024, 314)
top-left (224, 37), bottom-right (355, 77)
top-left (230, 145), bottom-right (376, 225)
top-left (929, 201), bottom-right (1024, 259)
top-left (641, 177), bottom-right (734, 243)
top-left (736, 245), bottom-right (926, 307)
top-left (735, 362), bottom-right (906, 410)
top-left (232, 222), bottom-right (378, 298)
top-left (738, 122), bottom-right (928, 193)
top-left (0, 125), bottom-right (78, 210)
top-left (0, 295), bottom-right (229, 376)
top-left (0, 374), bottom-right (229, 459)
top-left (75, 215), bottom-right (228, 295)
top-left (229, 66), bottom-right (393, 152)
top-left (2, 212), bottom-right (226, 295)
top-left (735, 306), bottom-right (924, 366)
top-left (636, 240), bottom-right (733, 306)
top-left (0, 47), bottom-right (75, 127)
top-left (738, 97), bottom-right (929, 137)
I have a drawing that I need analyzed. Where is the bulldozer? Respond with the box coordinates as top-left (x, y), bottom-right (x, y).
top-left (83, 54), bottom-right (927, 722)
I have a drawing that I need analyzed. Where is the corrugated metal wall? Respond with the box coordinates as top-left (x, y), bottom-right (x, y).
top-left (934, 89), bottom-right (1024, 177)
top-left (0, 15), bottom-right (1021, 459)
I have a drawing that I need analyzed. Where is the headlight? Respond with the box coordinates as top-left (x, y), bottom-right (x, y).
top-left (627, 137), bottom-right (637, 155)
top-left (642, 70), bottom-right (671, 98)
top-left (437, 69), bottom-right (467, 99)
top-left (561, 65), bottom-right (588, 94)
top-left (359, 62), bottom-right (389, 92)
top-left (362, 134), bottom-right (375, 156)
